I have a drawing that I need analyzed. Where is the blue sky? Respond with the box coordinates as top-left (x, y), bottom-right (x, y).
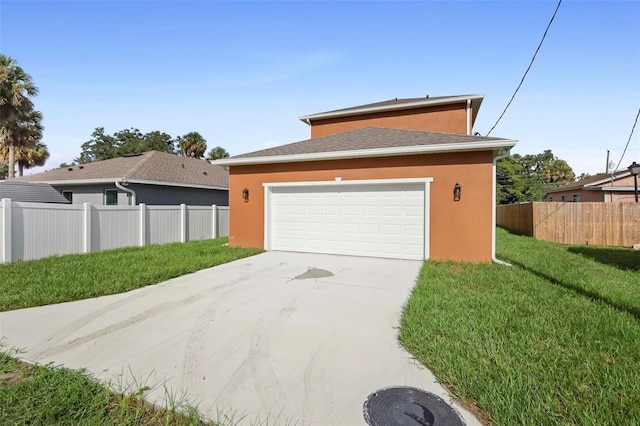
top-left (1, 0), bottom-right (639, 176)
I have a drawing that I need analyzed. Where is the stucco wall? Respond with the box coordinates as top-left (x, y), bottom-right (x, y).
top-left (611, 193), bottom-right (638, 202)
top-left (131, 185), bottom-right (228, 206)
top-left (309, 103), bottom-right (469, 138)
top-left (51, 184), bottom-right (228, 206)
top-left (229, 151), bottom-right (495, 262)
top-left (51, 184), bottom-right (130, 205)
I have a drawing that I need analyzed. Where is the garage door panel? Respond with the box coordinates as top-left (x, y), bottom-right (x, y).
top-left (405, 224), bottom-right (423, 236)
top-left (269, 183), bottom-right (426, 260)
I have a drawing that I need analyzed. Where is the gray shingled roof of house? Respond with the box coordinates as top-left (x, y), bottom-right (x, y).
top-left (13, 151), bottom-right (228, 188)
top-left (299, 94), bottom-right (484, 121)
top-left (0, 181), bottom-right (71, 203)
top-left (545, 171), bottom-right (629, 193)
top-left (230, 127), bottom-right (509, 160)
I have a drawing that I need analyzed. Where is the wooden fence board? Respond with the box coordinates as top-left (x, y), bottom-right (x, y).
top-left (497, 202), bottom-right (640, 247)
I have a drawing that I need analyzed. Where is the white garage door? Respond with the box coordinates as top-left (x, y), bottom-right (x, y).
top-left (266, 181), bottom-right (429, 260)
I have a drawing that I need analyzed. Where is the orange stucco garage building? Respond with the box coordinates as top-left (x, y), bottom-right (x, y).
top-left (215, 95), bottom-right (517, 262)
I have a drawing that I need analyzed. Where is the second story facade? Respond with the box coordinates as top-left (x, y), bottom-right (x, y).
top-left (299, 94), bottom-right (484, 138)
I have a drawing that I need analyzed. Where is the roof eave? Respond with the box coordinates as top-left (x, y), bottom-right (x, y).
top-left (299, 94), bottom-right (485, 124)
top-left (214, 139), bottom-right (517, 167)
top-left (25, 177), bottom-right (228, 190)
top-left (583, 186), bottom-right (637, 192)
top-left (545, 171), bottom-right (633, 193)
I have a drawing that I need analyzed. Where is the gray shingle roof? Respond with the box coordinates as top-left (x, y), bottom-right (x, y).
top-left (0, 181), bottom-right (71, 203)
top-left (230, 127), bottom-right (509, 160)
top-left (299, 94), bottom-right (484, 122)
top-left (14, 151), bottom-right (228, 188)
top-left (545, 171), bottom-right (628, 193)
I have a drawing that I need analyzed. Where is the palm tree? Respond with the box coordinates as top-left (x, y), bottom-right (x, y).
top-left (541, 159), bottom-right (575, 184)
top-left (0, 55), bottom-right (39, 180)
top-left (177, 132), bottom-right (207, 159)
top-left (0, 109), bottom-right (43, 176)
top-left (206, 146), bottom-right (230, 161)
top-left (0, 141), bottom-right (49, 176)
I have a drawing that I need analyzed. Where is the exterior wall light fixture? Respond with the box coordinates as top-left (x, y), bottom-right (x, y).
top-left (242, 188), bottom-right (249, 203)
top-left (628, 161), bottom-right (640, 202)
top-left (453, 182), bottom-right (461, 201)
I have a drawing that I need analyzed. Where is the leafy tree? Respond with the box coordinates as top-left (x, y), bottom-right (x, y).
top-left (576, 172), bottom-right (592, 181)
top-left (76, 127), bottom-right (175, 163)
top-left (517, 150), bottom-right (555, 176)
top-left (144, 131), bottom-right (175, 153)
top-left (177, 132), bottom-right (207, 158)
top-left (76, 127), bottom-right (119, 163)
top-left (497, 150), bottom-right (575, 204)
top-left (0, 55), bottom-right (40, 179)
top-left (206, 146), bottom-right (230, 161)
top-left (0, 162), bottom-right (7, 179)
top-left (541, 159), bottom-right (575, 183)
top-left (496, 156), bottom-right (526, 204)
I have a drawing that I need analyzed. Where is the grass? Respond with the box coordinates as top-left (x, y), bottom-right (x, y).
top-left (0, 348), bottom-right (214, 425)
top-left (0, 237), bottom-right (263, 312)
top-left (399, 227), bottom-right (640, 425)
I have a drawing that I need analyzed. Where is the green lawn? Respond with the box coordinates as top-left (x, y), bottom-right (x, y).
top-left (0, 237), bottom-right (262, 311)
top-left (399, 228), bottom-right (640, 425)
top-left (0, 349), bottom-right (214, 425)
top-left (1, 238), bottom-right (261, 425)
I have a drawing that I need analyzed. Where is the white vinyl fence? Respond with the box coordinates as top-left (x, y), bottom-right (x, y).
top-left (0, 198), bottom-right (229, 263)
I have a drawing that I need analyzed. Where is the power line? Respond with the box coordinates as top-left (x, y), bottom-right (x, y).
top-left (613, 106), bottom-right (640, 172)
top-left (486, 0), bottom-right (562, 136)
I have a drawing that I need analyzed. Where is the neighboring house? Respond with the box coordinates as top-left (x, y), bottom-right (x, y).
top-left (0, 181), bottom-right (70, 203)
top-left (214, 95), bottom-right (517, 263)
top-left (14, 151), bottom-right (228, 206)
top-left (544, 171), bottom-right (637, 203)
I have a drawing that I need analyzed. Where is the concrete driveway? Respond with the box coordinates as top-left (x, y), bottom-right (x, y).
top-left (1, 251), bottom-right (479, 425)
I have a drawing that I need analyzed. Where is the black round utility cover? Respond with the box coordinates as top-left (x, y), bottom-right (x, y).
top-left (363, 386), bottom-right (465, 426)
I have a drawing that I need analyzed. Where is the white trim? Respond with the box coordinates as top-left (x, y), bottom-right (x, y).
top-left (299, 95), bottom-right (485, 122)
top-left (263, 177), bottom-right (434, 188)
top-left (264, 185), bottom-right (272, 251)
top-left (583, 186), bottom-right (636, 192)
top-left (262, 177), bottom-right (433, 260)
top-left (216, 139), bottom-right (517, 166)
top-left (492, 148), bottom-right (511, 266)
top-left (466, 99), bottom-right (471, 135)
top-left (423, 180), bottom-right (431, 260)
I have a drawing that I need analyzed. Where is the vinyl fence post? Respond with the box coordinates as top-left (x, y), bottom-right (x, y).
top-left (181, 204), bottom-right (187, 243)
top-left (83, 203), bottom-right (92, 253)
top-left (1, 198), bottom-right (12, 264)
top-left (212, 204), bottom-right (218, 239)
top-left (139, 203), bottom-right (146, 247)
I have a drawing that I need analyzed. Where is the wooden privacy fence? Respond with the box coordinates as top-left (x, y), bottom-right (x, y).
top-left (497, 202), bottom-right (640, 247)
top-left (0, 198), bottom-right (229, 263)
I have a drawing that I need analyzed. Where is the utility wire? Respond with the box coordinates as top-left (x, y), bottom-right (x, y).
top-left (613, 106), bottom-right (640, 173)
top-left (486, 0), bottom-right (562, 136)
